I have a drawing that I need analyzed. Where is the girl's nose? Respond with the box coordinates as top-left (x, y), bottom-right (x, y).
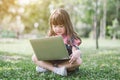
top-left (56, 26), bottom-right (60, 30)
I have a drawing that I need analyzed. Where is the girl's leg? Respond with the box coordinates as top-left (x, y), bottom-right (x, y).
top-left (58, 57), bottom-right (82, 71)
top-left (32, 54), bottom-right (54, 71)
top-left (32, 54), bottom-right (67, 76)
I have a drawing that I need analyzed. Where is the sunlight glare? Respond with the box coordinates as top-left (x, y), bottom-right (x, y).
top-left (17, 0), bottom-right (37, 6)
top-left (17, 0), bottom-right (30, 5)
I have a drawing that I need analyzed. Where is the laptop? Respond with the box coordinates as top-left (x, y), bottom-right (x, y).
top-left (30, 36), bottom-right (69, 60)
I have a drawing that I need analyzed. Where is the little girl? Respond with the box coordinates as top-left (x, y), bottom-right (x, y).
top-left (32, 8), bottom-right (82, 76)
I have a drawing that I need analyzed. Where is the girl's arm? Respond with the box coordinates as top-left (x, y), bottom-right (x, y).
top-left (69, 46), bottom-right (81, 64)
top-left (69, 37), bottom-right (82, 64)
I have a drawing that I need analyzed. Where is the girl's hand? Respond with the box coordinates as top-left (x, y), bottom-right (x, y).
top-left (69, 50), bottom-right (80, 64)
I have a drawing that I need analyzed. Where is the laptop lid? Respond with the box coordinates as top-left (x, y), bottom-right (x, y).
top-left (30, 36), bottom-right (69, 60)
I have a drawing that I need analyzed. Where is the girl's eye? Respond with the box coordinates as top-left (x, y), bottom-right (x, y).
top-left (58, 25), bottom-right (64, 28)
top-left (60, 25), bottom-right (63, 27)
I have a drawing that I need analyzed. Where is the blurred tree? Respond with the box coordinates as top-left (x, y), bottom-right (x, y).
top-left (0, 0), bottom-right (16, 28)
top-left (100, 0), bottom-right (107, 39)
top-left (94, 0), bottom-right (99, 49)
top-left (0, 0), bottom-right (25, 38)
top-left (20, 0), bottom-right (51, 34)
top-left (0, 0), bottom-right (15, 19)
top-left (0, 0), bottom-right (119, 39)
top-left (107, 0), bottom-right (120, 25)
top-left (106, 0), bottom-right (120, 39)
top-left (112, 18), bottom-right (119, 39)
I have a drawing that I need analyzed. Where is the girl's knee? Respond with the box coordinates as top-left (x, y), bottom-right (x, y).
top-left (32, 55), bottom-right (38, 63)
top-left (76, 58), bottom-right (82, 66)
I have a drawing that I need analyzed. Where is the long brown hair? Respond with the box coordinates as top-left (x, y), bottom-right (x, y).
top-left (48, 8), bottom-right (81, 43)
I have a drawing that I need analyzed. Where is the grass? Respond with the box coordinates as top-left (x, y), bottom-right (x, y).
top-left (0, 38), bottom-right (120, 80)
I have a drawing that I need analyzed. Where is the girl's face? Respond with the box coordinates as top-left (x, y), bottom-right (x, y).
top-left (52, 25), bottom-right (65, 35)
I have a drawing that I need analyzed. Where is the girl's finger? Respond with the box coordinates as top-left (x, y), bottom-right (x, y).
top-left (69, 57), bottom-right (75, 64)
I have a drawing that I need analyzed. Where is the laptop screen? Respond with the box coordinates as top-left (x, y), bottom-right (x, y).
top-left (30, 36), bottom-right (69, 60)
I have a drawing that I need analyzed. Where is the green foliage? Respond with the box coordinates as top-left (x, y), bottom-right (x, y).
top-left (21, 0), bottom-right (52, 33)
top-left (106, 0), bottom-right (120, 25)
top-left (76, 23), bottom-right (92, 37)
top-left (107, 18), bottom-right (120, 39)
top-left (0, 30), bottom-right (17, 38)
top-left (0, 39), bottom-right (120, 80)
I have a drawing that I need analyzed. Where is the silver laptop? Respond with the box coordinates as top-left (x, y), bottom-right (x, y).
top-left (30, 36), bottom-right (69, 60)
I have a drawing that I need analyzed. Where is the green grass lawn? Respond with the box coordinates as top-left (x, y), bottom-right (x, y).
top-left (0, 38), bottom-right (120, 80)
